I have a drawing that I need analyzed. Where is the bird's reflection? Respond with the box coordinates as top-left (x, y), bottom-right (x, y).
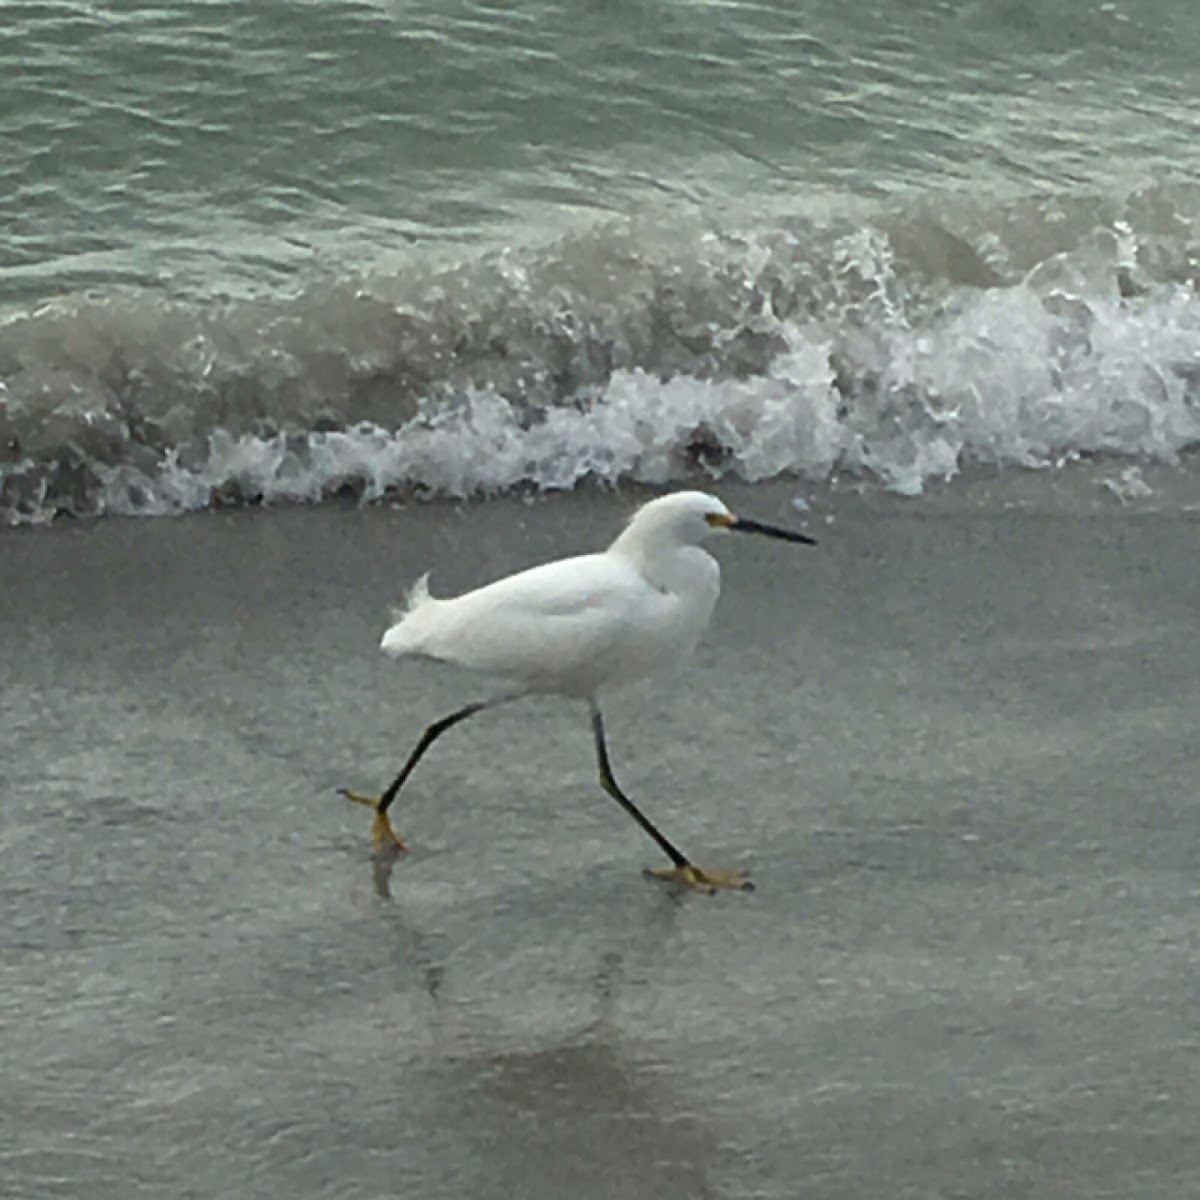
top-left (371, 847), bottom-right (401, 900)
top-left (373, 882), bottom-right (724, 1200)
top-left (436, 954), bottom-right (718, 1200)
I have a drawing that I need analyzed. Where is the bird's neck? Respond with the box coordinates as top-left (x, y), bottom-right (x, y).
top-left (611, 537), bottom-right (720, 602)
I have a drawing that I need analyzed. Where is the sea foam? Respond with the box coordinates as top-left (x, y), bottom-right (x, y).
top-left (4, 191), bottom-right (1200, 523)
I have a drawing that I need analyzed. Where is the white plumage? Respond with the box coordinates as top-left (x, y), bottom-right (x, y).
top-left (344, 490), bottom-right (816, 892)
top-left (381, 492), bottom-right (724, 696)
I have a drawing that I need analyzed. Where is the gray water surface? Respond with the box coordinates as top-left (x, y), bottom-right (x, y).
top-left (4, 0), bottom-right (1198, 300)
top-left (3, 482), bottom-right (1198, 1197)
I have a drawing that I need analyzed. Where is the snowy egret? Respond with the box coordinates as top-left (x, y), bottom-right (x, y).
top-left (341, 491), bottom-right (816, 892)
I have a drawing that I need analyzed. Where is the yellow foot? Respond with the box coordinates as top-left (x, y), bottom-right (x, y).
top-left (338, 789), bottom-right (409, 854)
top-left (644, 863), bottom-right (755, 893)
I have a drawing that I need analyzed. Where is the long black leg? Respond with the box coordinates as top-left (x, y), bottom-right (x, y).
top-left (590, 704), bottom-right (691, 869)
top-left (343, 694), bottom-right (521, 853)
top-left (376, 699), bottom-right (493, 816)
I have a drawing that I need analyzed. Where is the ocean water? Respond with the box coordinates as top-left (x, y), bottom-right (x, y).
top-left (2, 0), bottom-right (1199, 523)
top-left (5, 10), bottom-right (1200, 1197)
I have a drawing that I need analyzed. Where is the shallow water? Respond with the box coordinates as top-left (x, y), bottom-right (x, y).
top-left (3, 480), bottom-right (1199, 1197)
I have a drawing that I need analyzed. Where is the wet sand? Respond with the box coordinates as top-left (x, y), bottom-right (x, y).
top-left (3, 479), bottom-right (1199, 1199)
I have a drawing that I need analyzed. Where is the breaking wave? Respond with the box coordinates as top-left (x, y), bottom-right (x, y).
top-left (4, 183), bottom-right (1200, 524)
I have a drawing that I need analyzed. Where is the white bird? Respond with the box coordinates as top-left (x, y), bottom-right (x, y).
top-left (341, 490), bottom-right (816, 892)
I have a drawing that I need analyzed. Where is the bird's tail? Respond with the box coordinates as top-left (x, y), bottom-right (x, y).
top-left (403, 571), bottom-right (433, 615)
top-left (380, 572), bottom-right (438, 657)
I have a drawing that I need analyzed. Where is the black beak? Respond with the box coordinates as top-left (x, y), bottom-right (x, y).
top-left (730, 516), bottom-right (817, 545)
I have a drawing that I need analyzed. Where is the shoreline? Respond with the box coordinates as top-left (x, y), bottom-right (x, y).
top-left (3, 478), bottom-right (1199, 1199)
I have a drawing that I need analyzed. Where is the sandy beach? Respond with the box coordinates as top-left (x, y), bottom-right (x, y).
top-left (3, 477), bottom-right (1199, 1199)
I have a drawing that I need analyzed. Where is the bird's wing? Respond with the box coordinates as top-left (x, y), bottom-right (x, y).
top-left (388, 553), bottom-right (668, 689)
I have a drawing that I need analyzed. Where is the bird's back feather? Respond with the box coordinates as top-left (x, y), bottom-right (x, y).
top-left (381, 552), bottom-right (690, 696)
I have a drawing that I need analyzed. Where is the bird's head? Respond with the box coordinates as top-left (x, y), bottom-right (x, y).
top-left (618, 491), bottom-right (817, 551)
top-left (614, 489), bottom-right (820, 559)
